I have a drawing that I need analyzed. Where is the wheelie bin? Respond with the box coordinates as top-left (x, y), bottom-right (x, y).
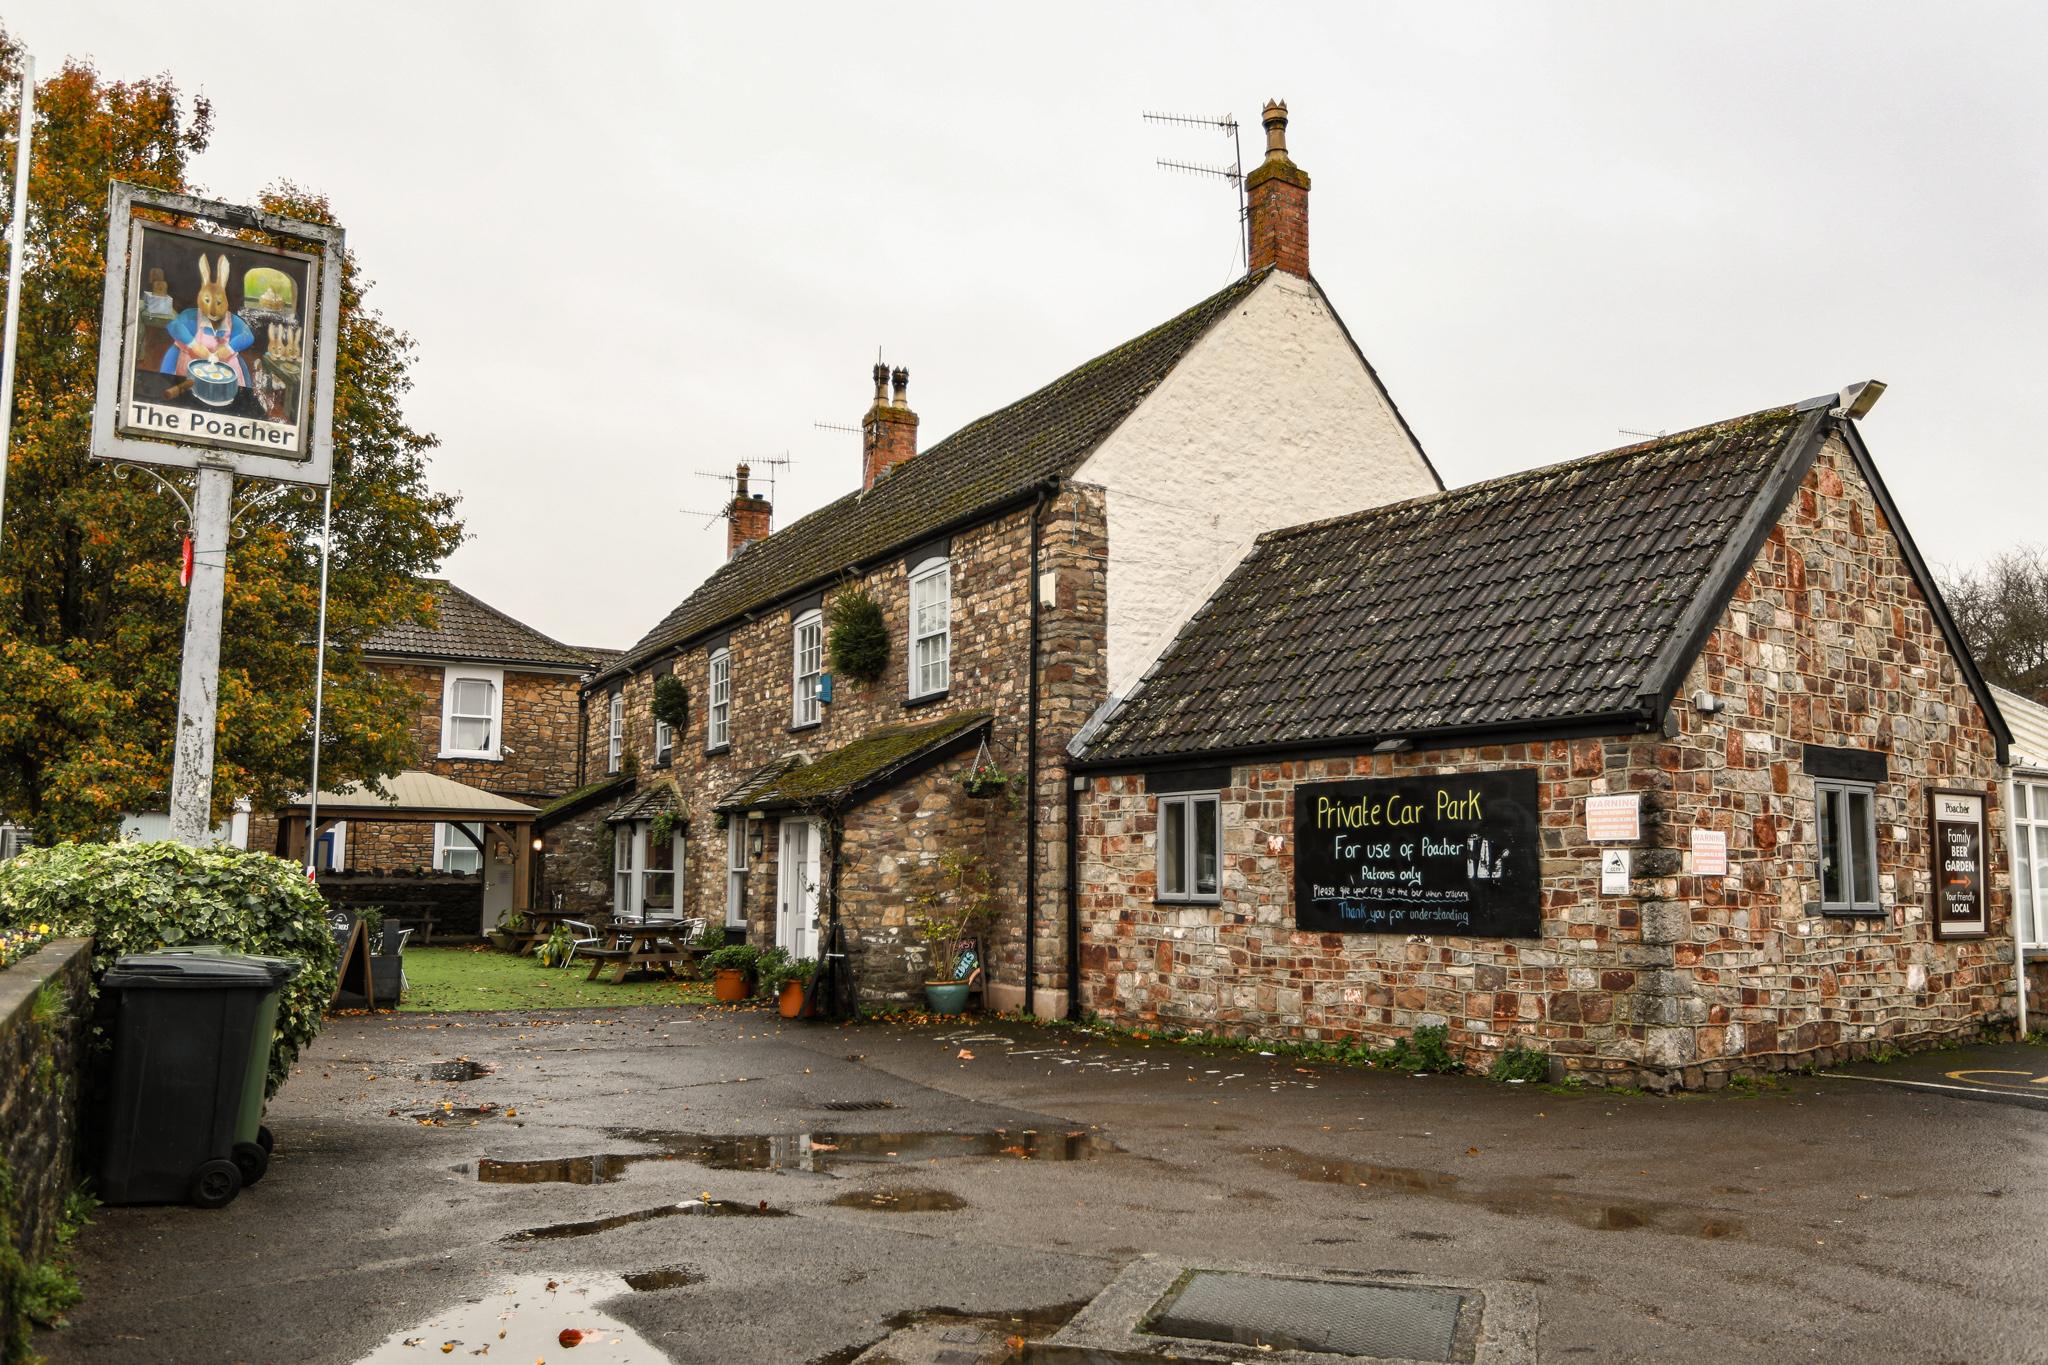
top-left (97, 951), bottom-right (298, 1208)
top-left (150, 947), bottom-right (302, 1182)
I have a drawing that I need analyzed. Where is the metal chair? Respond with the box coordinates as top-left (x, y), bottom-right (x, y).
top-left (561, 919), bottom-right (604, 968)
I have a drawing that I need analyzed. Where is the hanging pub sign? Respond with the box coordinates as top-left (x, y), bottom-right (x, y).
top-left (1294, 770), bottom-right (1542, 938)
top-left (1928, 789), bottom-right (1987, 940)
top-left (89, 183), bottom-right (342, 487)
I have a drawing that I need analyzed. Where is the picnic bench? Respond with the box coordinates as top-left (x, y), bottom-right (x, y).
top-left (581, 918), bottom-right (711, 984)
top-left (512, 907), bottom-right (582, 956)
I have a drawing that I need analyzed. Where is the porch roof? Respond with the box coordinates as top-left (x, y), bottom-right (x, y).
top-left (714, 711), bottom-right (993, 813)
top-left (280, 770), bottom-right (538, 822)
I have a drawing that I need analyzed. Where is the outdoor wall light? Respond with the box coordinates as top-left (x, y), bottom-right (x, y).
top-left (530, 836), bottom-right (544, 852)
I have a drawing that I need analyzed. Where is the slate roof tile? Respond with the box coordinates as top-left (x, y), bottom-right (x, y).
top-left (610, 271), bottom-right (1273, 675)
top-left (365, 580), bottom-right (601, 671)
top-left (1085, 406), bottom-right (1822, 763)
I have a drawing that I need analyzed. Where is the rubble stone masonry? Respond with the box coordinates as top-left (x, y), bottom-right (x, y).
top-left (1076, 437), bottom-right (2012, 1087)
top-left (582, 487), bottom-right (1109, 1008)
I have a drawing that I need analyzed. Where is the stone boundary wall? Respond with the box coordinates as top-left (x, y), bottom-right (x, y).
top-left (0, 938), bottom-right (91, 1324)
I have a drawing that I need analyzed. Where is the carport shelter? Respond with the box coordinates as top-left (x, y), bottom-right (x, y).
top-left (1071, 397), bottom-right (2017, 1089)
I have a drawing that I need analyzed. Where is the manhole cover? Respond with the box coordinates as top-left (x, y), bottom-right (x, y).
top-left (1147, 1270), bottom-right (1469, 1362)
top-left (819, 1099), bottom-right (897, 1111)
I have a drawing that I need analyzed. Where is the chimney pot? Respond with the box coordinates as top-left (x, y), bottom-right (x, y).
top-left (1246, 97), bottom-right (1310, 277)
top-left (727, 460), bottom-right (772, 557)
top-left (861, 358), bottom-right (919, 488)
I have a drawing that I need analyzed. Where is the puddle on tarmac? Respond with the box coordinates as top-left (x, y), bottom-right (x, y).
top-left (809, 1299), bottom-right (1092, 1365)
top-left (469, 1155), bottom-right (645, 1185)
top-left (417, 1059), bottom-right (491, 1082)
top-left (407, 1103), bottom-right (508, 1125)
top-left (604, 1126), bottom-right (1119, 1173)
top-left (1252, 1145), bottom-right (1744, 1240)
top-left (622, 1266), bottom-right (702, 1291)
top-left (353, 1272), bottom-right (663, 1363)
top-left (506, 1198), bottom-right (789, 1241)
top-left (828, 1185), bottom-right (968, 1213)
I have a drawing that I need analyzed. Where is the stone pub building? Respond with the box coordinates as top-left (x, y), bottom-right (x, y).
top-left (1072, 395), bottom-right (2019, 1087)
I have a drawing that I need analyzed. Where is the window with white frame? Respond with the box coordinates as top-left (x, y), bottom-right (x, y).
top-left (1157, 792), bottom-right (1221, 902)
top-left (654, 674), bottom-right (674, 766)
top-left (708, 648), bottom-right (731, 750)
top-left (440, 667), bottom-right (502, 759)
top-left (2014, 777), bottom-right (2048, 948)
top-left (726, 818), bottom-right (749, 929)
top-left (614, 819), bottom-right (682, 920)
top-left (437, 821), bottom-right (483, 875)
top-left (1816, 778), bottom-right (1881, 913)
top-left (792, 610), bottom-right (823, 727)
top-left (909, 557), bottom-right (951, 698)
top-left (606, 690), bottom-right (624, 773)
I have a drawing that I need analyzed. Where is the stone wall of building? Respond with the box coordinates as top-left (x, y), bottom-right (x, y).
top-left (575, 488), bottom-right (1108, 1009)
top-left (0, 938), bottom-right (91, 1329)
top-left (1076, 436), bottom-right (2014, 1087)
top-left (540, 805), bottom-right (614, 918)
top-left (373, 661), bottom-right (585, 800)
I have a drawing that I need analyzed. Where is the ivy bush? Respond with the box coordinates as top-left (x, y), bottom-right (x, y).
top-left (827, 586), bottom-right (889, 685)
top-left (0, 842), bottom-right (338, 1096)
top-left (651, 673), bottom-right (688, 732)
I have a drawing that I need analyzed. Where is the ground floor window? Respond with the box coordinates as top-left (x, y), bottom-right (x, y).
top-left (614, 820), bottom-right (683, 920)
top-left (1158, 793), bottom-right (1221, 902)
top-left (726, 818), bottom-right (749, 929)
top-left (437, 821), bottom-right (482, 876)
top-left (1816, 779), bottom-right (1879, 913)
top-left (2014, 778), bottom-right (2048, 947)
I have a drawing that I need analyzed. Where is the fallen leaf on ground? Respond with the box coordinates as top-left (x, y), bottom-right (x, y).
top-left (558, 1328), bottom-right (585, 1347)
top-left (811, 1141), bottom-right (839, 1151)
top-left (957, 1049), bottom-right (974, 1060)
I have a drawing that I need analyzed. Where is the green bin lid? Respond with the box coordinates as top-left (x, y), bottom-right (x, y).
top-left (103, 952), bottom-right (286, 990)
top-left (151, 945), bottom-right (305, 983)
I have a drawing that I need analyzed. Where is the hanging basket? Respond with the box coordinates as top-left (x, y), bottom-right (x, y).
top-left (961, 734), bottom-right (1009, 799)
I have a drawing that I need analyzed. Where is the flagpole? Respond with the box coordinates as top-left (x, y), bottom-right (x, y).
top-left (303, 479), bottom-right (333, 875)
top-left (0, 55), bottom-right (35, 549)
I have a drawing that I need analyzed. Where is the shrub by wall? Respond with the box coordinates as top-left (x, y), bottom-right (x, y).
top-left (0, 843), bottom-right (338, 1095)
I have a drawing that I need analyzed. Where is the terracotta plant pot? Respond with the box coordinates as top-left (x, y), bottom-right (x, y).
top-left (778, 980), bottom-right (810, 1019)
top-left (923, 980), bottom-right (971, 1014)
top-left (713, 968), bottom-right (751, 1004)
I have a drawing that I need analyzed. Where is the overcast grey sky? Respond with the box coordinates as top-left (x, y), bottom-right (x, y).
top-left (19, 2), bottom-right (2047, 650)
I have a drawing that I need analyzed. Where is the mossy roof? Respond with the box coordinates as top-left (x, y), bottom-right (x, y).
top-left (716, 711), bottom-right (992, 812)
top-left (604, 271), bottom-right (1273, 679)
top-left (607, 782), bottom-right (682, 824)
top-left (534, 775), bottom-right (632, 825)
top-left (366, 579), bottom-right (606, 671)
top-left (1085, 405), bottom-right (1835, 762)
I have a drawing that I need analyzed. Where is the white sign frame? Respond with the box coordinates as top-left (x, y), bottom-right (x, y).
top-left (1585, 793), bottom-right (1641, 843)
top-left (89, 182), bottom-right (342, 487)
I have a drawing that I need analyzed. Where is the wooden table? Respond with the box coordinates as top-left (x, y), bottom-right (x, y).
top-left (583, 920), bottom-right (697, 984)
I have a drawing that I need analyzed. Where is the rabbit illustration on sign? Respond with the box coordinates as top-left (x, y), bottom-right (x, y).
top-left (160, 253), bottom-right (254, 387)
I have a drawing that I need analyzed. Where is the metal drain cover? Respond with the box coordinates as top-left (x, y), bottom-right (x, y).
top-left (819, 1099), bottom-right (897, 1111)
top-left (1149, 1270), bottom-right (1466, 1361)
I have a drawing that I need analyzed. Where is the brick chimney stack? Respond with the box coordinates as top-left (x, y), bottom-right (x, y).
top-left (861, 361), bottom-right (918, 488)
top-left (727, 462), bottom-right (772, 557)
top-left (1245, 100), bottom-right (1310, 277)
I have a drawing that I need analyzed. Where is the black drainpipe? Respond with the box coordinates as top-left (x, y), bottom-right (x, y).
top-left (825, 808), bottom-right (850, 1017)
top-left (575, 685), bottom-right (589, 786)
top-left (1023, 484), bottom-right (1051, 1016)
top-left (1064, 770), bottom-right (1081, 1020)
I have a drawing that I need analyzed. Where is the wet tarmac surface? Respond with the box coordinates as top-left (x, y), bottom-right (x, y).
top-left (40, 1011), bottom-right (2048, 1364)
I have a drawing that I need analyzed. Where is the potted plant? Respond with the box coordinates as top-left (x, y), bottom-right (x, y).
top-left (534, 922), bottom-right (575, 967)
top-left (913, 848), bottom-right (997, 1014)
top-left (488, 910), bottom-right (527, 952)
top-left (703, 943), bottom-right (759, 1003)
top-left (961, 758), bottom-right (1009, 799)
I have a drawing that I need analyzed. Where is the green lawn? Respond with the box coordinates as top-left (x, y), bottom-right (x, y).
top-left (397, 945), bottom-right (718, 1013)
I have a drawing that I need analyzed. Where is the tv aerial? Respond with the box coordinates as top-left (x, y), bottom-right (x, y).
top-left (683, 453), bottom-right (790, 529)
top-left (1144, 110), bottom-right (1247, 273)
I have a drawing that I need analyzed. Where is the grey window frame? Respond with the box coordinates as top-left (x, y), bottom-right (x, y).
top-left (1157, 792), bottom-right (1221, 904)
top-left (1816, 777), bottom-right (1881, 913)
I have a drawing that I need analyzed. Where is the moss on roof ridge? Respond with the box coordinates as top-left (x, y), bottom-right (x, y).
top-left (537, 774), bottom-right (632, 821)
top-left (753, 710), bottom-right (992, 806)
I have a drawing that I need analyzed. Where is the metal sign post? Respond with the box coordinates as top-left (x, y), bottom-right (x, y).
top-left (90, 184), bottom-right (342, 846)
top-left (0, 55), bottom-right (35, 549)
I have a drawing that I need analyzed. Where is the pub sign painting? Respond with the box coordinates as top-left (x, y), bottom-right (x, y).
top-left (1294, 770), bottom-right (1543, 938)
top-left (1929, 789), bottom-right (1988, 940)
top-left (117, 220), bottom-right (319, 460)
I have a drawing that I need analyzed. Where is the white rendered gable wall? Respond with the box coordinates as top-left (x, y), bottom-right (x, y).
top-left (1075, 271), bottom-right (1439, 701)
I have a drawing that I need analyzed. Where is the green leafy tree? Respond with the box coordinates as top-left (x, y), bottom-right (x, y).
top-left (0, 37), bottom-right (462, 841)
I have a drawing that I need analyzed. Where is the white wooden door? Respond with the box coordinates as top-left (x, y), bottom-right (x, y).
top-left (777, 818), bottom-right (821, 959)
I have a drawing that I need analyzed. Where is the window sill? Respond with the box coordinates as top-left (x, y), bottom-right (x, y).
top-left (705, 743), bottom-right (731, 758)
top-left (1155, 896), bottom-right (1222, 907)
top-left (1809, 903), bottom-right (1886, 917)
top-left (788, 720), bottom-right (822, 734)
top-left (902, 689), bottom-right (951, 710)
top-left (654, 754), bottom-right (673, 770)
top-left (439, 750), bottom-right (502, 762)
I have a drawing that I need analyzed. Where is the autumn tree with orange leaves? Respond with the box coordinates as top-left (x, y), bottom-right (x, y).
top-left (0, 33), bottom-right (462, 842)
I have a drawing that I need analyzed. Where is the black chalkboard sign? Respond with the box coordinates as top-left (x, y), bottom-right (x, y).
top-left (328, 911), bottom-right (379, 1010)
top-left (1294, 770), bottom-right (1542, 938)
